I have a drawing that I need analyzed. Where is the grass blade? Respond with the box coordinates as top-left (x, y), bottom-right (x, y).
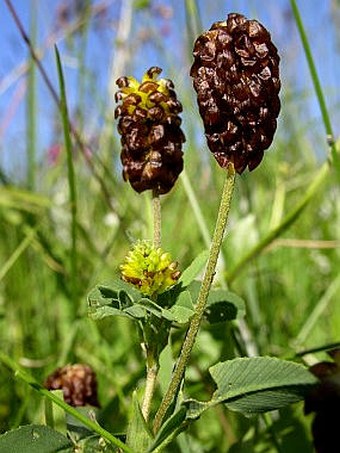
top-left (26, 0), bottom-right (37, 190)
top-left (55, 46), bottom-right (78, 308)
top-left (290, 0), bottom-right (340, 173)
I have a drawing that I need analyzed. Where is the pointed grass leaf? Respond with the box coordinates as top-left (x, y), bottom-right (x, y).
top-left (179, 250), bottom-right (209, 287)
top-left (0, 425), bottom-right (73, 453)
top-left (204, 289), bottom-right (245, 323)
top-left (184, 357), bottom-right (318, 419)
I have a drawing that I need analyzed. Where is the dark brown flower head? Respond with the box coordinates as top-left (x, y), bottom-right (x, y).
top-left (114, 67), bottom-right (185, 194)
top-left (190, 13), bottom-right (281, 173)
top-left (44, 364), bottom-right (100, 408)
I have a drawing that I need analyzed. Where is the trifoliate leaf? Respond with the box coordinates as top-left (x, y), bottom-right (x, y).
top-left (184, 357), bottom-right (318, 419)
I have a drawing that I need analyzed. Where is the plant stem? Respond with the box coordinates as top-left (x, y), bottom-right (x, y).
top-left (141, 189), bottom-right (162, 419)
top-left (153, 164), bottom-right (236, 433)
top-left (141, 361), bottom-right (159, 421)
top-left (152, 189), bottom-right (162, 248)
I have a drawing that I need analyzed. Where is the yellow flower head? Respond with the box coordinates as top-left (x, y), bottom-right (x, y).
top-left (115, 66), bottom-right (178, 118)
top-left (120, 241), bottom-right (181, 297)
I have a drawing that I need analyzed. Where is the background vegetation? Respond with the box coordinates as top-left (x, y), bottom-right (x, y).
top-left (0, 0), bottom-right (339, 451)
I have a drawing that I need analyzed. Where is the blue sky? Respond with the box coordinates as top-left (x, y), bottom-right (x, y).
top-left (1, 0), bottom-right (339, 177)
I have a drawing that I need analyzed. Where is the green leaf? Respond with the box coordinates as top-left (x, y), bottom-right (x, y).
top-left (44, 390), bottom-right (67, 434)
top-left (0, 425), bottom-right (73, 452)
top-left (138, 298), bottom-right (168, 318)
top-left (88, 304), bottom-right (131, 321)
top-left (126, 391), bottom-right (153, 451)
top-left (124, 304), bottom-right (147, 319)
top-left (166, 290), bottom-right (194, 324)
top-left (204, 289), bottom-right (245, 323)
top-left (184, 357), bottom-right (318, 419)
top-left (147, 407), bottom-right (187, 452)
top-left (66, 406), bottom-right (101, 439)
top-left (88, 276), bottom-right (198, 324)
top-left (87, 279), bottom-right (144, 320)
top-left (186, 280), bottom-right (201, 301)
top-left (98, 278), bottom-right (142, 302)
top-left (158, 344), bottom-right (173, 396)
top-left (179, 250), bottom-right (208, 287)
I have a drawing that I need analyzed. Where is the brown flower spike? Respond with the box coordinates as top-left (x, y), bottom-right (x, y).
top-left (115, 67), bottom-right (185, 194)
top-left (190, 13), bottom-right (281, 173)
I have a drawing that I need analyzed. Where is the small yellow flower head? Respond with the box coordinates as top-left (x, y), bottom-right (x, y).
top-left (120, 240), bottom-right (181, 297)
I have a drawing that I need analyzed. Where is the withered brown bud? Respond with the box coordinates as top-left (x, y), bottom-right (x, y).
top-left (44, 364), bottom-right (99, 407)
top-left (190, 13), bottom-right (281, 173)
top-left (114, 67), bottom-right (185, 194)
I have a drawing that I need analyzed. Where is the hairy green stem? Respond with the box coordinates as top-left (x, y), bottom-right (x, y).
top-left (153, 165), bottom-right (236, 432)
top-left (152, 189), bottom-right (162, 248)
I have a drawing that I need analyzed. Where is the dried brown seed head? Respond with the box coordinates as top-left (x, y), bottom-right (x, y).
top-left (44, 364), bottom-right (100, 408)
top-left (190, 13), bottom-right (281, 173)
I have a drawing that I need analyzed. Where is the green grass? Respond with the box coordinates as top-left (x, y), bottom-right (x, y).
top-left (0, 1), bottom-right (339, 451)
